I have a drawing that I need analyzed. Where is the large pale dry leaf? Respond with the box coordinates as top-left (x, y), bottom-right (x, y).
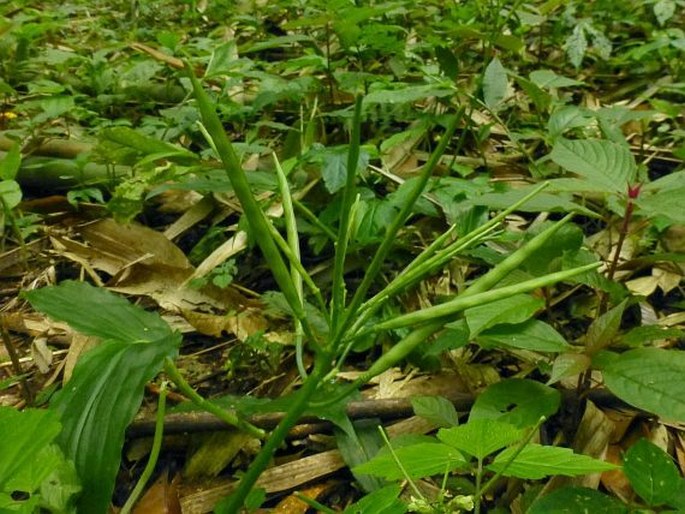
top-left (132, 472), bottom-right (182, 514)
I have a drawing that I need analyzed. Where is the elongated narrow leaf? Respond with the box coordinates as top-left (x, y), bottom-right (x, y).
top-left (488, 444), bottom-right (618, 479)
top-left (469, 379), bottom-right (561, 428)
top-left (550, 138), bottom-right (636, 193)
top-left (23, 281), bottom-right (172, 342)
top-left (529, 487), bottom-right (628, 514)
top-left (623, 438), bottom-right (681, 506)
top-left (52, 337), bottom-right (179, 513)
top-left (437, 419), bottom-right (523, 459)
top-left (364, 84), bottom-right (453, 104)
top-left (353, 442), bottom-right (466, 480)
top-left (603, 348), bottom-right (685, 422)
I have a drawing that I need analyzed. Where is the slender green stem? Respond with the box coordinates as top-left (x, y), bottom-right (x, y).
top-left (366, 262), bottom-right (600, 333)
top-left (293, 198), bottom-right (337, 241)
top-left (273, 153), bottom-right (307, 379)
top-left (216, 356), bottom-right (331, 512)
top-left (379, 426), bottom-right (426, 501)
top-left (185, 61), bottom-right (308, 330)
top-left (334, 110), bottom-right (463, 345)
top-left (293, 493), bottom-right (337, 514)
top-left (120, 382), bottom-right (168, 514)
top-left (164, 358), bottom-right (265, 439)
top-left (479, 417), bottom-right (545, 498)
top-left (474, 457), bottom-right (484, 514)
top-left (330, 96), bottom-right (363, 330)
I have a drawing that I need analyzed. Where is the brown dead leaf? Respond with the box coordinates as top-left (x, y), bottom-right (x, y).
top-left (132, 472), bottom-right (181, 514)
top-left (601, 444), bottom-right (633, 502)
top-left (273, 482), bottom-right (336, 513)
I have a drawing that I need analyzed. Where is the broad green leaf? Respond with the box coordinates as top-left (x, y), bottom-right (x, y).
top-left (101, 127), bottom-right (195, 162)
top-left (411, 396), bottom-right (459, 428)
top-left (364, 84), bottom-right (453, 105)
top-left (471, 188), bottom-right (596, 217)
top-left (5, 444), bottom-right (65, 494)
top-left (548, 353), bottom-right (591, 385)
top-left (477, 320), bottom-right (570, 353)
top-left (51, 337), bottom-right (179, 513)
top-left (584, 299), bottom-right (627, 353)
top-left (0, 179), bottom-right (22, 209)
top-left (483, 57), bottom-right (508, 111)
top-left (469, 379), bottom-right (561, 428)
top-left (653, 0), bottom-right (676, 26)
top-left (438, 419), bottom-right (522, 459)
top-left (547, 106), bottom-right (593, 140)
top-left (344, 484), bottom-right (406, 514)
top-left (603, 348), bottom-right (685, 422)
top-left (529, 487), bottom-right (628, 514)
top-left (488, 444), bottom-right (618, 479)
top-left (353, 442), bottom-right (466, 480)
top-left (0, 143), bottom-right (21, 180)
top-left (637, 187), bottom-right (685, 224)
top-left (550, 138), bottom-right (637, 194)
top-left (529, 70), bottom-right (583, 89)
top-left (465, 294), bottom-right (543, 337)
top-left (23, 280), bottom-right (173, 343)
top-left (336, 420), bottom-right (386, 493)
top-left (0, 407), bottom-right (61, 491)
top-left (623, 438), bottom-right (682, 506)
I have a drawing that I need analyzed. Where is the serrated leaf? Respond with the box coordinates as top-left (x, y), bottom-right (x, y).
top-left (411, 396), bottom-right (459, 428)
top-left (477, 319), bottom-right (570, 353)
top-left (529, 70), bottom-right (583, 89)
top-left (344, 484), bottom-right (406, 514)
top-left (353, 442), bottom-right (466, 480)
top-left (364, 84), bottom-right (453, 104)
top-left (23, 280), bottom-right (173, 343)
top-left (483, 57), bottom-right (509, 111)
top-left (654, 0), bottom-right (676, 25)
top-left (603, 348), bottom-right (685, 422)
top-left (623, 438), bottom-right (682, 506)
top-left (465, 294), bottom-right (543, 337)
top-left (437, 419), bottom-right (523, 459)
top-left (470, 379), bottom-right (561, 428)
top-left (488, 444), bottom-right (618, 479)
top-left (0, 407), bottom-right (61, 491)
top-left (637, 187), bottom-right (685, 224)
top-left (550, 138), bottom-right (637, 193)
top-left (565, 24), bottom-right (587, 68)
top-left (529, 487), bottom-right (628, 514)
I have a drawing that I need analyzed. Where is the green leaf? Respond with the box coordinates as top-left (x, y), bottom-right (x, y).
top-left (0, 179), bottom-right (22, 209)
top-left (469, 379), bottom-right (561, 428)
top-left (603, 348), bottom-right (685, 422)
top-left (336, 420), bottom-right (386, 493)
top-left (488, 444), bottom-right (618, 479)
top-left (353, 442), bottom-right (466, 480)
top-left (411, 396), bottom-right (460, 428)
top-left (51, 337), bottom-right (179, 513)
top-left (529, 70), bottom-right (583, 89)
top-left (550, 138), bottom-right (637, 194)
top-left (585, 299), bottom-right (627, 353)
top-left (623, 438), bottom-right (682, 506)
top-left (548, 353), bottom-right (591, 385)
top-left (0, 143), bottom-right (21, 180)
top-left (637, 187), bottom-right (685, 224)
top-left (653, 0), bottom-right (676, 26)
top-left (483, 57), bottom-right (508, 111)
top-left (343, 484), bottom-right (406, 514)
top-left (477, 320), bottom-right (570, 353)
top-left (438, 419), bottom-right (523, 459)
top-left (465, 294), bottom-right (544, 337)
top-left (25, 282), bottom-right (180, 513)
top-left (23, 280), bottom-right (173, 342)
top-left (529, 487), bottom-right (628, 514)
top-left (100, 127), bottom-right (196, 162)
top-left (0, 407), bottom-right (61, 491)
top-left (364, 84), bottom-right (453, 105)
top-left (564, 24), bottom-right (587, 68)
